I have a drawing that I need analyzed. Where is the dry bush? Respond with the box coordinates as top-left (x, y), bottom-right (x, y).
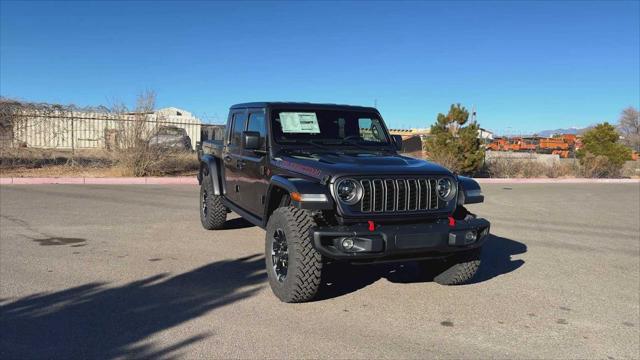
top-left (0, 148), bottom-right (114, 169)
top-left (483, 158), bottom-right (522, 178)
top-left (115, 148), bottom-right (158, 177)
top-left (147, 150), bottom-right (199, 176)
top-left (484, 158), bottom-right (579, 178)
top-left (579, 153), bottom-right (621, 178)
top-left (544, 161), bottom-right (579, 178)
top-left (112, 90), bottom-right (161, 177)
top-left (0, 147), bottom-right (196, 177)
top-left (621, 160), bottom-right (640, 178)
top-left (115, 149), bottom-right (198, 177)
top-left (427, 151), bottom-right (462, 173)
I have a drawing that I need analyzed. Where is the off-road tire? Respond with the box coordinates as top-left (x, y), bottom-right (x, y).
top-left (265, 207), bottom-right (323, 303)
top-left (200, 178), bottom-right (226, 230)
top-left (423, 249), bottom-right (481, 285)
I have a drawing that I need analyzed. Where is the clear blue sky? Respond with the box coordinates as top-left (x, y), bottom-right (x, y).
top-left (1, 1), bottom-right (639, 134)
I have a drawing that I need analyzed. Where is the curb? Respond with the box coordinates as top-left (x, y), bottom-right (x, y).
top-left (0, 177), bottom-right (638, 185)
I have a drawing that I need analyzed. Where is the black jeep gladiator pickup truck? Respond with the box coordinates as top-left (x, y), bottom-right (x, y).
top-left (197, 102), bottom-right (490, 302)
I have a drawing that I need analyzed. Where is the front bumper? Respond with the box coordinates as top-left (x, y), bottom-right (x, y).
top-left (312, 217), bottom-right (490, 262)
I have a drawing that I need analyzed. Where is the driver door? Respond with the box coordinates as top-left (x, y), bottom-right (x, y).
top-left (223, 110), bottom-right (247, 205)
top-left (236, 109), bottom-right (269, 216)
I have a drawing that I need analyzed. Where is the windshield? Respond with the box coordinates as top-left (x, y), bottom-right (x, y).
top-left (271, 109), bottom-right (392, 147)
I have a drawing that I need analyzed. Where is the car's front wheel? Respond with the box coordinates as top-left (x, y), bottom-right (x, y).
top-left (265, 207), bottom-right (323, 303)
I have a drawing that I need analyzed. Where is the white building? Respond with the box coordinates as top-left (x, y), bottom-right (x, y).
top-left (478, 128), bottom-right (494, 140)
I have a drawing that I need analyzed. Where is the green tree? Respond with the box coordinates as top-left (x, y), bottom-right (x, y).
top-left (424, 103), bottom-right (484, 174)
top-left (576, 122), bottom-right (632, 177)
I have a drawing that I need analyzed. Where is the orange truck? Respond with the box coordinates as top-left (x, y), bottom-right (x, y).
top-left (539, 138), bottom-right (569, 151)
top-left (486, 138), bottom-right (509, 151)
top-left (487, 137), bottom-right (537, 152)
top-left (487, 134), bottom-right (578, 158)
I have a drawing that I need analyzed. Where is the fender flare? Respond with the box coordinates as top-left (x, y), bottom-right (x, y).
top-left (265, 175), bottom-right (334, 213)
top-left (198, 154), bottom-right (223, 196)
top-left (457, 176), bottom-right (484, 204)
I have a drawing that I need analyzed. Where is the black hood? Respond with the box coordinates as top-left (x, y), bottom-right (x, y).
top-left (273, 150), bottom-right (453, 180)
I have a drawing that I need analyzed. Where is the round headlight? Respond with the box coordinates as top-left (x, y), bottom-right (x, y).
top-left (336, 178), bottom-right (363, 205)
top-left (437, 178), bottom-right (456, 201)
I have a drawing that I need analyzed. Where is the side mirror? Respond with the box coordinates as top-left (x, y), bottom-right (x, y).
top-left (392, 135), bottom-right (403, 151)
top-left (242, 131), bottom-right (261, 150)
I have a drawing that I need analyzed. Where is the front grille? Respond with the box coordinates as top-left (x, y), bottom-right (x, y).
top-left (360, 177), bottom-right (441, 213)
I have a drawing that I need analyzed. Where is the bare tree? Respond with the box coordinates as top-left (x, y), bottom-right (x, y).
top-left (619, 106), bottom-right (640, 152)
top-left (115, 90), bottom-right (163, 176)
top-left (131, 90), bottom-right (156, 148)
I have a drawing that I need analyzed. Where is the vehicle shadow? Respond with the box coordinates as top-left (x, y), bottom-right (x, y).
top-left (0, 254), bottom-right (266, 360)
top-left (222, 217), bottom-right (255, 230)
top-left (315, 234), bottom-right (526, 300)
top-left (468, 234), bottom-right (527, 284)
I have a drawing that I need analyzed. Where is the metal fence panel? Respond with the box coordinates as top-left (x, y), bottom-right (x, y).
top-left (3, 112), bottom-right (202, 151)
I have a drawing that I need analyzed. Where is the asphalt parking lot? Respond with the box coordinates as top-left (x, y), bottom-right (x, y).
top-left (1, 183), bottom-right (639, 359)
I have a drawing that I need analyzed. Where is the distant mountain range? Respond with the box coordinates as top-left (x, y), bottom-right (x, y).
top-left (492, 126), bottom-right (594, 137)
top-left (536, 126), bottom-right (592, 137)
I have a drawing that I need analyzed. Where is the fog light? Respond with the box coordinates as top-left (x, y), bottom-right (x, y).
top-left (342, 238), bottom-right (354, 250)
top-left (464, 231), bottom-right (477, 244)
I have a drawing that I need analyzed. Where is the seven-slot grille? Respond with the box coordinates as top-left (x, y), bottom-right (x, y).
top-left (360, 178), bottom-right (440, 213)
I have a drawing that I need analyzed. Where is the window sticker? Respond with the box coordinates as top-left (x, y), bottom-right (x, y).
top-left (279, 112), bottom-right (320, 133)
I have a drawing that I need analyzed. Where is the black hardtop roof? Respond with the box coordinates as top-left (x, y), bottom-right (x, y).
top-left (230, 102), bottom-right (378, 112)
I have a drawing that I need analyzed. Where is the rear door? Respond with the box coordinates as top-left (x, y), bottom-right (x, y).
top-left (236, 109), bottom-right (269, 216)
top-left (223, 109), bottom-right (247, 205)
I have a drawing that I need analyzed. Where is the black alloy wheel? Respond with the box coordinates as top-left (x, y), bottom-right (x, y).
top-left (271, 229), bottom-right (288, 282)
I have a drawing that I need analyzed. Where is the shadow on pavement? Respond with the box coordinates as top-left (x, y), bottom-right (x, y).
top-left (222, 217), bottom-right (255, 230)
top-left (316, 234), bottom-right (526, 300)
top-left (0, 254), bottom-right (266, 359)
top-left (469, 234), bottom-right (527, 284)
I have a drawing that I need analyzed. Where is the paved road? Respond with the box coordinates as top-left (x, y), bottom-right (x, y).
top-left (1, 183), bottom-right (638, 359)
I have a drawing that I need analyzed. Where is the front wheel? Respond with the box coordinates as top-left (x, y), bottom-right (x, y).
top-left (420, 249), bottom-right (481, 285)
top-left (265, 207), bottom-right (323, 303)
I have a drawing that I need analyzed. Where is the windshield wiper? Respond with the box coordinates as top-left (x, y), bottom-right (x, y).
top-left (307, 140), bottom-right (333, 150)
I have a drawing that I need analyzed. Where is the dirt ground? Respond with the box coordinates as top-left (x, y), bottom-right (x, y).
top-left (0, 165), bottom-right (198, 178)
top-left (0, 148), bottom-right (198, 177)
top-left (1, 165), bottom-right (119, 178)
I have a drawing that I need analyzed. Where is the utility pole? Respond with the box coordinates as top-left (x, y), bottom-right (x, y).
top-left (471, 105), bottom-right (477, 124)
top-left (374, 99), bottom-right (378, 109)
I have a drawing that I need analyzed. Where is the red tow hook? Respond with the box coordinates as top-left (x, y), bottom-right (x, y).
top-left (368, 220), bottom-right (375, 232)
top-left (448, 216), bottom-right (456, 228)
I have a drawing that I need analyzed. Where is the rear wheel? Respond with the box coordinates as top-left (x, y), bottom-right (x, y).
top-left (265, 207), bottom-right (323, 302)
top-left (200, 178), bottom-right (226, 230)
top-left (420, 249), bottom-right (481, 285)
